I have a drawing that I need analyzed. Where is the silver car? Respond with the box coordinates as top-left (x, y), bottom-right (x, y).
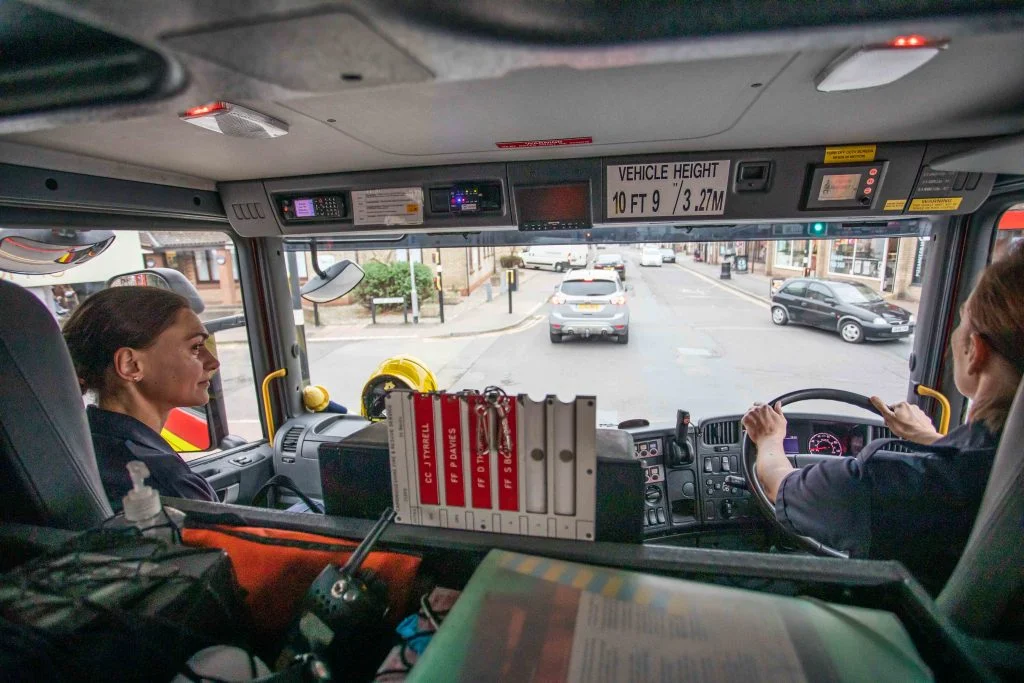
top-left (549, 270), bottom-right (630, 344)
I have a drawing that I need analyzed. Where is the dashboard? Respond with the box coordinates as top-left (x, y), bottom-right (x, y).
top-left (625, 412), bottom-right (886, 541)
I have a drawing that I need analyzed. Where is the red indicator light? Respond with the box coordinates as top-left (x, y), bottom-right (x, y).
top-left (182, 101), bottom-right (228, 118)
top-left (890, 35), bottom-right (929, 48)
top-left (869, 168), bottom-right (878, 176)
top-left (864, 187), bottom-right (873, 194)
top-left (866, 178), bottom-right (875, 185)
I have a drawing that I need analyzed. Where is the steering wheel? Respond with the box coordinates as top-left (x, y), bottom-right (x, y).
top-left (741, 388), bottom-right (882, 558)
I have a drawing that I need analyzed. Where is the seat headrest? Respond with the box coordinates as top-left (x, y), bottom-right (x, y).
top-left (0, 280), bottom-right (112, 529)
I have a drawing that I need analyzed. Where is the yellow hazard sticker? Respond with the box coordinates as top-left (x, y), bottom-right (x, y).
top-left (883, 199), bottom-right (907, 211)
top-left (824, 145), bottom-right (877, 164)
top-left (909, 197), bottom-right (963, 212)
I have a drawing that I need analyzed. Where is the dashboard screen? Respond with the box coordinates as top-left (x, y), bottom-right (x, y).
top-left (817, 173), bottom-right (861, 201)
top-left (782, 421), bottom-right (868, 456)
top-left (515, 183), bottom-right (591, 224)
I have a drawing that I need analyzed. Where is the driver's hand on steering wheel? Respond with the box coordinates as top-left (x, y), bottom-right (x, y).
top-left (869, 396), bottom-right (942, 445)
top-left (742, 401), bottom-right (787, 448)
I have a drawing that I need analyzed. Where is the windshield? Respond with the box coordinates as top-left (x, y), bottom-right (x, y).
top-left (267, 238), bottom-right (923, 424)
top-left (830, 281), bottom-right (884, 303)
top-left (560, 280), bottom-right (619, 296)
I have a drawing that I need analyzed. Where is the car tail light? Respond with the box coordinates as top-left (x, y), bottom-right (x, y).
top-left (610, 294), bottom-right (625, 305)
top-left (552, 293), bottom-right (567, 305)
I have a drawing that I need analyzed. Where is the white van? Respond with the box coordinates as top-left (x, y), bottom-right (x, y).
top-left (520, 245), bottom-right (589, 272)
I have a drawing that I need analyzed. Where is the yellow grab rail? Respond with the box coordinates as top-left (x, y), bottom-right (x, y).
top-left (261, 368), bottom-right (288, 440)
top-left (915, 383), bottom-right (951, 435)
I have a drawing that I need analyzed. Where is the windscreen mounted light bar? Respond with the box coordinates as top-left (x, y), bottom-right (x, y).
top-left (815, 35), bottom-right (948, 92)
top-left (179, 101), bottom-right (289, 138)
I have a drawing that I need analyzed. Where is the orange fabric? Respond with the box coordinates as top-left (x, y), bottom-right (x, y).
top-left (183, 525), bottom-right (421, 640)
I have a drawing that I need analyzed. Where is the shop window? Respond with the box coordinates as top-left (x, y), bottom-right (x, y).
top-left (994, 204), bottom-right (1024, 263)
top-left (829, 238), bottom-right (885, 278)
top-left (774, 240), bottom-right (810, 269)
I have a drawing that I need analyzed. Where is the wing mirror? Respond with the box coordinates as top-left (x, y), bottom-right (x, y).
top-left (0, 228), bottom-right (115, 275)
top-left (824, 296), bottom-right (837, 306)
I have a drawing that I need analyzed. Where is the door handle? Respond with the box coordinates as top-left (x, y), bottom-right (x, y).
top-left (216, 482), bottom-right (240, 504)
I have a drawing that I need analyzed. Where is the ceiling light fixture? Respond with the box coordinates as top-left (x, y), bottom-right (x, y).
top-left (815, 37), bottom-right (948, 92)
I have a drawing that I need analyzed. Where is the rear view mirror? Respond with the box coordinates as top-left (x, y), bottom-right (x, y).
top-left (108, 268), bottom-right (205, 313)
top-left (0, 228), bottom-right (115, 275)
top-left (301, 259), bottom-right (365, 303)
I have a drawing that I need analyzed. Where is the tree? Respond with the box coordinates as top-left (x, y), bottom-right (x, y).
top-left (352, 260), bottom-right (434, 308)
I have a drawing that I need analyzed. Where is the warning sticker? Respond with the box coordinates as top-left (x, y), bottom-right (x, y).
top-left (606, 160), bottom-right (730, 219)
top-left (909, 197), bottom-right (963, 212)
top-left (824, 145), bottom-right (877, 164)
top-left (883, 199), bottom-right (907, 212)
top-left (352, 187), bottom-right (424, 226)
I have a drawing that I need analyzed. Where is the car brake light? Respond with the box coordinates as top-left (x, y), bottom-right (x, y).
top-left (610, 295), bottom-right (625, 305)
top-left (552, 293), bottom-right (567, 305)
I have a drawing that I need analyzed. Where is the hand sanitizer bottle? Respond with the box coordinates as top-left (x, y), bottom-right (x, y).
top-left (121, 461), bottom-right (186, 543)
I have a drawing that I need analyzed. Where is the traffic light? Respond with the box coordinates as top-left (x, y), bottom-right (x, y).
top-left (809, 222), bottom-right (827, 237)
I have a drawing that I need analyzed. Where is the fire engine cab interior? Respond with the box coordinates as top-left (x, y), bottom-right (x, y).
top-left (1, 1), bottom-right (1023, 681)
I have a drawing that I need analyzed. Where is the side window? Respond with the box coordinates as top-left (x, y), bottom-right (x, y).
top-left (118, 230), bottom-right (260, 461)
top-left (806, 283), bottom-right (832, 301)
top-left (783, 281), bottom-right (807, 297)
top-left (993, 204), bottom-right (1024, 263)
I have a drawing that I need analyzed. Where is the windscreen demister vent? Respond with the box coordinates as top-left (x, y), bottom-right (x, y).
top-left (703, 420), bottom-right (739, 446)
top-left (873, 427), bottom-right (912, 453)
top-left (280, 426), bottom-right (303, 453)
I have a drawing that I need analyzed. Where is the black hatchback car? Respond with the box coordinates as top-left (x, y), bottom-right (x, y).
top-left (770, 278), bottom-right (915, 343)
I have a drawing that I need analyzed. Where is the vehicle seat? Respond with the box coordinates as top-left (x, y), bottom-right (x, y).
top-left (0, 280), bottom-right (112, 529)
top-left (938, 375), bottom-right (1024, 638)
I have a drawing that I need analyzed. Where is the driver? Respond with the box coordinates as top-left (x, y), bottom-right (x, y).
top-left (743, 250), bottom-right (1024, 593)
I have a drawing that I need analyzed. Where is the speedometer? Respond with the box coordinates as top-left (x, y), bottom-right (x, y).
top-left (808, 432), bottom-right (844, 455)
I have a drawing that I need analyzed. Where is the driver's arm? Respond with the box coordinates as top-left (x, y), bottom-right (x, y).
top-left (741, 402), bottom-right (795, 503)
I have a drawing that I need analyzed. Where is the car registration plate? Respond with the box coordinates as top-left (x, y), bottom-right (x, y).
top-left (577, 303), bottom-right (602, 311)
top-left (891, 325), bottom-right (909, 333)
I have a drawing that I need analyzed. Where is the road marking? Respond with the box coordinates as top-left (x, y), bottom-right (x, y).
top-left (677, 347), bottom-right (718, 357)
top-left (672, 264), bottom-right (770, 310)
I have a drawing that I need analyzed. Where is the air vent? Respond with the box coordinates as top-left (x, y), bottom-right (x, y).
top-left (232, 202), bottom-right (267, 220)
top-left (280, 425), bottom-right (303, 453)
top-left (702, 420), bottom-right (740, 446)
top-left (872, 426), bottom-right (912, 453)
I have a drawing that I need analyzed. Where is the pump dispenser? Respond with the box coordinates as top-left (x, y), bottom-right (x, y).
top-left (119, 461), bottom-right (185, 542)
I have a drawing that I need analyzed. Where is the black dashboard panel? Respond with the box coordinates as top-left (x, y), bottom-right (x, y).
top-left (623, 412), bottom-right (888, 542)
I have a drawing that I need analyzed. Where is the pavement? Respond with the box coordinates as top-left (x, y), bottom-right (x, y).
top-left (215, 267), bottom-right (561, 345)
top-left (678, 258), bottom-right (921, 317)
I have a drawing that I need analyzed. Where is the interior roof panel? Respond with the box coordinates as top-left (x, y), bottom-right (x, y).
top-left (3, 2), bottom-right (1024, 182)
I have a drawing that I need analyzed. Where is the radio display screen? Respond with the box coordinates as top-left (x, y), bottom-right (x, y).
top-left (818, 173), bottom-right (861, 201)
top-left (293, 198), bottom-right (315, 217)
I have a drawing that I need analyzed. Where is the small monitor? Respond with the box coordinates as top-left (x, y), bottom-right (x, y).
top-left (515, 183), bottom-right (592, 231)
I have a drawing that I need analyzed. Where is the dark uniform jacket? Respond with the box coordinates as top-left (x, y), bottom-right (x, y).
top-left (775, 421), bottom-right (998, 594)
top-left (88, 405), bottom-right (217, 510)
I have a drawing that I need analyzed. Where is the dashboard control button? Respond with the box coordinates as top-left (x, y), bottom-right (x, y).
top-left (647, 509), bottom-right (657, 525)
top-left (682, 482), bottom-right (695, 498)
top-left (656, 508), bottom-right (666, 524)
top-left (706, 478), bottom-right (713, 486)
top-left (720, 499), bottom-right (735, 519)
top-left (706, 488), bottom-right (713, 496)
top-left (703, 458), bottom-right (713, 472)
top-left (721, 459), bottom-right (730, 472)
top-left (714, 446), bottom-right (730, 453)
top-left (645, 485), bottom-right (662, 504)
top-left (714, 482), bottom-right (721, 490)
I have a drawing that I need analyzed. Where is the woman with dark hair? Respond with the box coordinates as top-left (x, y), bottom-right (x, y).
top-left (744, 250), bottom-right (1024, 593)
top-left (63, 287), bottom-right (220, 509)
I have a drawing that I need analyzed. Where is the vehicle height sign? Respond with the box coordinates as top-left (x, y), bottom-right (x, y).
top-left (606, 160), bottom-right (730, 219)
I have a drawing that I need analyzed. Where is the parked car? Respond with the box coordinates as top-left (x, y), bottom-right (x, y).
top-left (520, 245), bottom-right (588, 272)
top-left (640, 247), bottom-right (663, 267)
top-left (659, 248), bottom-right (676, 263)
top-left (770, 278), bottom-right (915, 343)
top-left (549, 270), bottom-right (630, 344)
top-left (594, 252), bottom-right (626, 279)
